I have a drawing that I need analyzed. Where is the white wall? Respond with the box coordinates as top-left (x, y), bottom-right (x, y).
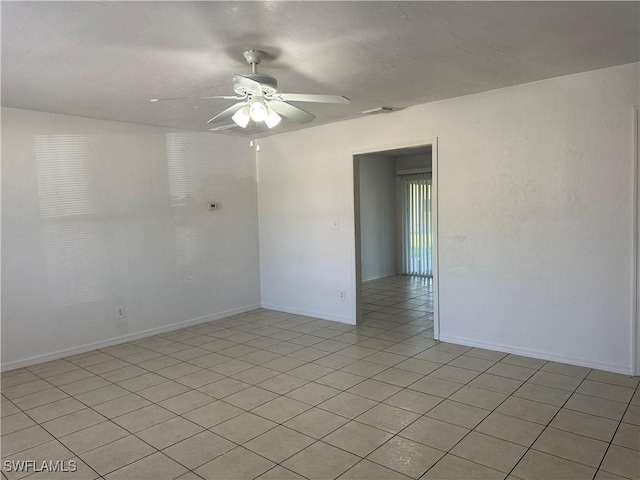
top-left (358, 154), bottom-right (397, 282)
top-left (2, 108), bottom-right (261, 369)
top-left (258, 63), bottom-right (640, 373)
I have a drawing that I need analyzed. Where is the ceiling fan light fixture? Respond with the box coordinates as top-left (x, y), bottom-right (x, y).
top-left (232, 106), bottom-right (251, 128)
top-left (249, 101), bottom-right (268, 122)
top-left (264, 108), bottom-right (281, 128)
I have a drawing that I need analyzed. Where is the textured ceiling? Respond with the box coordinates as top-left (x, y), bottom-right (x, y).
top-left (2, 1), bottom-right (638, 137)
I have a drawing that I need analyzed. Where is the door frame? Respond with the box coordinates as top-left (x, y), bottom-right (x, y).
top-left (633, 107), bottom-right (639, 375)
top-left (351, 138), bottom-right (440, 340)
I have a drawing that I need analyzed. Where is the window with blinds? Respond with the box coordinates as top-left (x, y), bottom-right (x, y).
top-left (399, 173), bottom-right (432, 277)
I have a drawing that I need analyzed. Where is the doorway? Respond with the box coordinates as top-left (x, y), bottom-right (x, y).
top-left (353, 142), bottom-right (438, 339)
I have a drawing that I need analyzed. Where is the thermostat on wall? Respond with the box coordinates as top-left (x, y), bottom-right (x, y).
top-left (207, 202), bottom-right (219, 211)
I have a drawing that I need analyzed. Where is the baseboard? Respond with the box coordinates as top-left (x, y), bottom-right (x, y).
top-left (362, 273), bottom-right (398, 282)
top-left (439, 333), bottom-right (633, 375)
top-left (1, 304), bottom-right (261, 372)
top-left (261, 303), bottom-right (354, 325)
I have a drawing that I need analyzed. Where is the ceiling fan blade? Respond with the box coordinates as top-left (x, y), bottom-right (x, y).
top-left (207, 102), bottom-right (247, 124)
top-left (268, 101), bottom-right (315, 124)
top-left (234, 75), bottom-right (263, 96)
top-left (150, 95), bottom-right (242, 102)
top-left (278, 93), bottom-right (350, 104)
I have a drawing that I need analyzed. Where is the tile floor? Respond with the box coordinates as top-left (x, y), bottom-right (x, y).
top-left (2, 277), bottom-right (639, 480)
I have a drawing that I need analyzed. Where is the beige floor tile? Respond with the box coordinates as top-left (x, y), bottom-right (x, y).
top-left (162, 431), bottom-right (234, 469)
top-left (257, 465), bottom-right (306, 480)
top-left (600, 445), bottom-right (640, 480)
top-left (312, 354), bottom-right (356, 369)
top-left (347, 379), bottom-right (402, 401)
top-left (409, 376), bottom-right (463, 398)
top-left (425, 400), bottom-right (489, 429)
top-left (467, 373), bottom-right (523, 395)
top-left (74, 385), bottom-right (129, 407)
top-left (208, 359), bottom-right (253, 376)
top-left (338, 459), bottom-right (412, 479)
top-left (451, 431), bottom-right (526, 473)
top-left (383, 389), bottom-right (442, 414)
top-left (1, 412), bottom-right (36, 435)
top-left (59, 421), bottom-right (129, 454)
top-left (195, 446), bottom-right (275, 480)
top-left (528, 371), bottom-right (582, 392)
top-left (400, 415), bottom-right (469, 451)
top-left (2, 440), bottom-right (72, 479)
top-left (12, 388), bottom-right (69, 410)
top-left (285, 382), bottom-right (341, 405)
top-left (367, 436), bottom-right (444, 479)
top-left (136, 417), bottom-right (203, 449)
top-left (92, 394), bottom-right (151, 419)
top-left (211, 412), bottom-right (277, 444)
top-left (104, 452), bottom-right (187, 480)
top-left (197, 377), bottom-right (251, 398)
top-left (80, 435), bottom-right (155, 476)
top-left (414, 349), bottom-right (459, 364)
top-left (174, 370), bottom-right (223, 389)
top-left (447, 355), bottom-right (495, 372)
top-left (224, 386), bottom-right (279, 410)
top-left (513, 382), bottom-right (571, 407)
top-left (550, 408), bottom-right (619, 442)
top-left (324, 421), bottom-right (392, 456)
top-left (245, 425), bottom-right (315, 463)
top-left (288, 347), bottom-right (328, 362)
top-left (485, 362), bottom-right (537, 381)
top-left (533, 427), bottom-right (608, 468)
top-left (623, 404), bottom-right (640, 426)
top-left (594, 469), bottom-right (630, 480)
top-left (576, 380), bottom-right (635, 403)
top-left (288, 363), bottom-right (334, 381)
top-left (372, 368), bottom-right (424, 387)
top-left (613, 422), bottom-right (640, 451)
top-left (475, 412), bottom-right (544, 447)
top-left (496, 396), bottom-right (559, 425)
top-left (251, 396), bottom-right (310, 423)
top-left (449, 386), bottom-right (508, 410)
top-left (587, 370), bottom-right (640, 388)
top-left (318, 391), bottom-right (378, 418)
top-left (341, 360), bottom-right (389, 377)
top-left (112, 404), bottom-right (176, 433)
top-left (41, 408), bottom-right (106, 438)
top-left (428, 366), bottom-right (479, 385)
top-left (101, 365), bottom-right (147, 383)
top-left (231, 366), bottom-right (281, 385)
top-left (356, 403), bottom-right (420, 433)
top-left (421, 454), bottom-right (505, 479)
top-left (284, 407), bottom-right (349, 439)
top-left (136, 356), bottom-right (181, 371)
top-left (25, 458), bottom-right (100, 480)
top-left (316, 371), bottom-right (367, 390)
top-left (282, 441), bottom-right (359, 480)
top-left (182, 400), bottom-right (243, 428)
top-left (464, 348), bottom-right (507, 362)
top-left (158, 390), bottom-right (214, 415)
top-left (394, 358), bottom-right (441, 375)
top-left (1, 397), bottom-right (21, 417)
top-left (512, 449), bottom-right (596, 480)
top-left (86, 359), bottom-right (130, 375)
top-left (565, 393), bottom-right (627, 421)
top-left (47, 368), bottom-right (95, 386)
top-left (257, 373), bottom-right (308, 394)
top-left (3, 380), bottom-right (57, 400)
top-left (156, 362), bottom-right (203, 380)
top-left (137, 381), bottom-right (191, 403)
top-left (541, 361), bottom-right (591, 379)
top-left (117, 373), bottom-right (167, 392)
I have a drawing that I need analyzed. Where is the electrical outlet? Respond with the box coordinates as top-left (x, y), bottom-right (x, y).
top-left (116, 306), bottom-right (126, 319)
top-left (207, 202), bottom-right (218, 211)
top-left (338, 290), bottom-right (346, 301)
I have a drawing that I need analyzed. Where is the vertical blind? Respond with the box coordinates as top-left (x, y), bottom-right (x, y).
top-left (400, 173), bottom-right (433, 277)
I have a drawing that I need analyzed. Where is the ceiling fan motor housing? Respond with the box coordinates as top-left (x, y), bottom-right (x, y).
top-left (233, 73), bottom-right (278, 96)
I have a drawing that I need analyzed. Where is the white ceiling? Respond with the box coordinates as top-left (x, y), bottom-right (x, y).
top-left (2, 2), bottom-right (638, 137)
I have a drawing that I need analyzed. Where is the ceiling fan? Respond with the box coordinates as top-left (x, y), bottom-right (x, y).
top-left (151, 49), bottom-right (350, 130)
